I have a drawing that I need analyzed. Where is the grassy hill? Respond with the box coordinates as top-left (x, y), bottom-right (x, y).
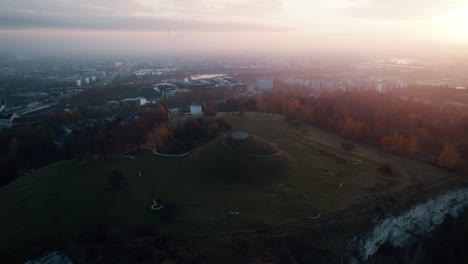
top-left (224, 133), bottom-right (279, 156)
top-left (189, 132), bottom-right (292, 182)
top-left (0, 112), bottom-right (464, 262)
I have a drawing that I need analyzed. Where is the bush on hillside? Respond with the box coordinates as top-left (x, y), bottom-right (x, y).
top-left (203, 106), bottom-right (217, 116)
top-left (341, 141), bottom-right (355, 151)
top-left (378, 162), bottom-right (398, 177)
top-left (106, 170), bottom-right (127, 190)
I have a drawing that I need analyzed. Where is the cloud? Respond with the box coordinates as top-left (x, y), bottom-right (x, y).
top-left (223, 0), bottom-right (286, 18)
top-left (0, 0), bottom-right (289, 32)
top-left (340, 0), bottom-right (461, 20)
top-left (0, 13), bottom-right (290, 32)
top-left (0, 0), bottom-right (145, 15)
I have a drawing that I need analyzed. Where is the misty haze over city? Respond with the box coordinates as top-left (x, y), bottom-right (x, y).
top-left (1, 1), bottom-right (468, 264)
top-left (1, 0), bottom-right (468, 54)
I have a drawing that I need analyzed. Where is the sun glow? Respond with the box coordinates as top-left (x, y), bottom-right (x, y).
top-left (433, 6), bottom-right (468, 43)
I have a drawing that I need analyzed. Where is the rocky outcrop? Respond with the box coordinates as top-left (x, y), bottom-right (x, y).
top-left (24, 252), bottom-right (72, 264)
top-left (346, 187), bottom-right (468, 262)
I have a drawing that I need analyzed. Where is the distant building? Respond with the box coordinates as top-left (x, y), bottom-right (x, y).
top-left (153, 83), bottom-right (178, 93)
top-left (162, 89), bottom-right (178, 99)
top-left (76, 79), bottom-right (82, 87)
top-left (256, 77), bottom-right (274, 90)
top-left (84, 77), bottom-right (90, 85)
top-left (121, 97), bottom-right (147, 106)
top-left (415, 80), bottom-right (454, 88)
top-left (107, 100), bottom-right (119, 106)
top-left (232, 83), bottom-right (248, 92)
top-left (168, 108), bottom-right (180, 118)
top-left (135, 68), bottom-right (178, 76)
top-left (1, 104), bottom-right (54, 129)
top-left (190, 104), bottom-right (203, 115)
top-left (0, 113), bottom-right (17, 130)
top-left (375, 81), bottom-right (408, 92)
top-left (443, 100), bottom-right (468, 109)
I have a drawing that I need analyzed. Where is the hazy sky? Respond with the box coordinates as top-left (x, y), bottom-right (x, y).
top-left (1, 0), bottom-right (468, 54)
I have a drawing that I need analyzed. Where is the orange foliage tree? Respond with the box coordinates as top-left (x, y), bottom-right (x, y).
top-left (149, 125), bottom-right (174, 150)
top-left (396, 136), bottom-right (410, 155)
top-left (409, 137), bottom-right (420, 155)
top-left (381, 131), bottom-right (400, 153)
top-left (286, 98), bottom-right (301, 113)
top-left (380, 136), bottom-right (392, 152)
top-left (340, 118), bottom-right (368, 141)
top-left (203, 106), bottom-right (217, 116)
top-left (256, 97), bottom-right (268, 112)
top-left (440, 143), bottom-right (465, 170)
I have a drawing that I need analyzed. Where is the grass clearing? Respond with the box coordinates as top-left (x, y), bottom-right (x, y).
top-left (0, 112), bottom-right (462, 252)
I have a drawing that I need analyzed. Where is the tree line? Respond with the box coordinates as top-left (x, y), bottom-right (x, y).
top-left (180, 87), bottom-right (467, 171)
top-left (253, 89), bottom-right (467, 171)
top-left (2, 86), bottom-right (466, 187)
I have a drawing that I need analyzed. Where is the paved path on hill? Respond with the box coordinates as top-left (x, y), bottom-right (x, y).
top-left (142, 145), bottom-right (199, 157)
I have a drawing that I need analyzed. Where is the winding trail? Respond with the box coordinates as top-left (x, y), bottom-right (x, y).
top-left (142, 145), bottom-right (199, 157)
top-left (221, 135), bottom-right (283, 158)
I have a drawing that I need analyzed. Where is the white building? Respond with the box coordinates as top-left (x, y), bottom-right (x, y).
top-left (153, 83), bottom-right (178, 93)
top-left (415, 80), bottom-right (454, 87)
top-left (256, 77), bottom-right (274, 90)
top-left (444, 100), bottom-right (468, 109)
top-left (121, 97), bottom-right (147, 106)
top-left (0, 113), bottom-right (16, 130)
top-left (375, 81), bottom-right (408, 92)
top-left (190, 104), bottom-right (203, 115)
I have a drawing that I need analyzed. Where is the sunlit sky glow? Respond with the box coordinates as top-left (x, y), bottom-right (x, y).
top-left (1, 0), bottom-right (468, 54)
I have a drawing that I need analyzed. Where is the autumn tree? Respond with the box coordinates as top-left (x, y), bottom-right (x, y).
top-left (207, 122), bottom-right (221, 138)
top-left (341, 118), bottom-right (368, 141)
top-left (409, 137), bottom-right (420, 155)
top-left (286, 98), bottom-right (301, 113)
top-left (115, 125), bottom-right (130, 152)
top-left (298, 105), bottom-right (314, 124)
top-left (156, 105), bottom-right (168, 123)
top-left (396, 136), bottom-right (410, 155)
top-left (239, 106), bottom-right (245, 116)
top-left (150, 125), bottom-right (174, 150)
top-left (380, 136), bottom-right (392, 152)
top-left (95, 128), bottom-right (114, 156)
top-left (440, 144), bottom-right (465, 170)
top-left (272, 96), bottom-right (286, 114)
top-left (203, 106), bottom-right (216, 116)
top-left (459, 110), bottom-right (468, 135)
top-left (256, 97), bottom-right (268, 112)
top-left (7, 137), bottom-right (18, 161)
top-left (128, 120), bottom-right (148, 152)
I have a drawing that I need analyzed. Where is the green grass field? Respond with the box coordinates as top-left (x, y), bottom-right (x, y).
top-left (0, 112), bottom-right (461, 252)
